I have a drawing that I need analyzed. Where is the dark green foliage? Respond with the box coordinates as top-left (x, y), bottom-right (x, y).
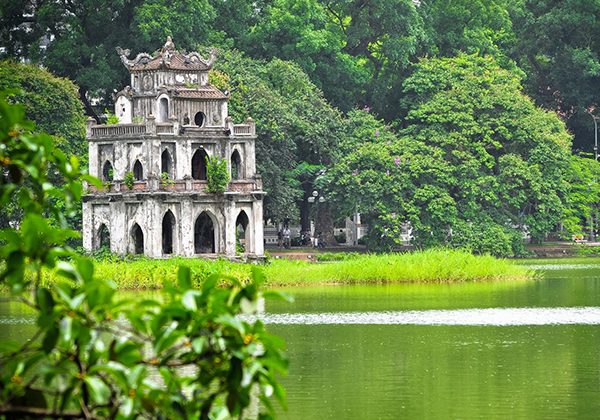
top-left (4, 0), bottom-right (600, 249)
top-left (510, 0), bottom-right (600, 151)
top-left (326, 55), bottom-right (572, 256)
top-left (562, 155), bottom-right (600, 238)
top-left (0, 60), bottom-right (86, 157)
top-left (0, 95), bottom-right (287, 418)
top-left (0, 61), bottom-right (86, 236)
top-left (124, 171), bottom-right (135, 190)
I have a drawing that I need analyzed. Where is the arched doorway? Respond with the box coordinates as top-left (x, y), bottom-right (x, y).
top-left (194, 212), bottom-right (215, 253)
top-left (133, 160), bottom-right (143, 180)
top-left (191, 149), bottom-right (208, 180)
top-left (161, 149), bottom-right (172, 178)
top-left (162, 210), bottom-right (175, 255)
top-left (231, 150), bottom-right (242, 180)
top-left (194, 112), bottom-right (205, 127)
top-left (159, 98), bottom-right (169, 122)
top-left (236, 211), bottom-right (249, 252)
top-left (102, 161), bottom-right (113, 181)
top-left (131, 223), bottom-right (144, 255)
top-left (97, 224), bottom-right (110, 250)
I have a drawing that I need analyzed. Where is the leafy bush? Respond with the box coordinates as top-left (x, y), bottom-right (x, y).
top-left (103, 108), bottom-right (120, 124)
top-left (124, 171), bottom-right (135, 190)
top-left (0, 94), bottom-right (287, 418)
top-left (160, 171), bottom-right (174, 188)
top-left (206, 155), bottom-right (230, 193)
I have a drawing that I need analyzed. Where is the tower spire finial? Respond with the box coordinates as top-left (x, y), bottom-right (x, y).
top-left (162, 36), bottom-right (175, 53)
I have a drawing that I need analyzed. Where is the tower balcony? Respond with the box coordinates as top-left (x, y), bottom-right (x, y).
top-left (86, 177), bottom-right (263, 195)
top-left (87, 118), bottom-right (256, 139)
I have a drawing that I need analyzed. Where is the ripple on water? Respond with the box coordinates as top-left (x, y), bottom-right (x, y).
top-left (5, 307), bottom-right (600, 327)
top-left (525, 264), bottom-right (600, 270)
top-left (246, 307), bottom-right (600, 326)
top-left (0, 316), bottom-right (35, 325)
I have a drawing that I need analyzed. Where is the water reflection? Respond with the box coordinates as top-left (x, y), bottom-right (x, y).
top-left (250, 306), bottom-right (600, 325)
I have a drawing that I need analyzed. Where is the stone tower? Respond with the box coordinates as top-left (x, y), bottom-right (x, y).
top-left (82, 38), bottom-right (265, 258)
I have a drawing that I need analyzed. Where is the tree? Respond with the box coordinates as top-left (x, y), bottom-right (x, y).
top-left (418, 0), bottom-right (517, 59)
top-left (0, 60), bottom-right (85, 157)
top-left (323, 0), bottom-right (427, 117)
top-left (510, 0), bottom-right (600, 151)
top-left (0, 93), bottom-right (287, 419)
top-left (327, 55), bottom-right (573, 255)
top-left (0, 61), bottom-right (86, 232)
top-left (212, 50), bottom-right (345, 229)
top-left (562, 155), bottom-right (600, 239)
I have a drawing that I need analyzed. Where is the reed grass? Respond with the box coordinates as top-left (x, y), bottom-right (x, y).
top-left (15, 249), bottom-right (532, 290)
top-left (264, 249), bottom-right (533, 286)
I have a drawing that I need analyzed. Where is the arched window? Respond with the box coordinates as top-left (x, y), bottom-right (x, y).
top-left (161, 149), bottom-right (172, 178)
top-left (194, 212), bottom-right (215, 253)
top-left (97, 224), bottom-right (110, 250)
top-left (133, 160), bottom-right (143, 181)
top-left (236, 211), bottom-right (249, 252)
top-left (131, 223), bottom-right (144, 255)
top-left (194, 112), bottom-right (205, 127)
top-left (159, 97), bottom-right (169, 122)
top-left (191, 149), bottom-right (208, 180)
top-left (102, 161), bottom-right (113, 181)
top-left (162, 210), bottom-right (175, 255)
top-left (231, 150), bottom-right (242, 180)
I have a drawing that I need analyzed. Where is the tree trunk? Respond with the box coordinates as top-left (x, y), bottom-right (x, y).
top-left (79, 86), bottom-right (99, 122)
top-left (315, 202), bottom-right (336, 246)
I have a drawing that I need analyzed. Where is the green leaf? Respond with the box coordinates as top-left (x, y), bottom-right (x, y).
top-left (119, 397), bottom-right (135, 418)
top-left (202, 273), bottom-right (219, 293)
top-left (0, 339), bottom-right (21, 353)
top-left (178, 265), bottom-right (192, 290)
top-left (60, 317), bottom-right (73, 342)
top-left (42, 327), bottom-right (59, 353)
top-left (36, 287), bottom-right (54, 314)
top-left (84, 376), bottom-right (110, 405)
top-left (182, 290), bottom-right (200, 311)
top-left (76, 258), bottom-right (94, 283)
top-left (192, 336), bottom-right (206, 353)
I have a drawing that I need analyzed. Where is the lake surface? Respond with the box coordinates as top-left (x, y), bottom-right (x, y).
top-left (2, 258), bottom-right (600, 418)
top-left (263, 259), bottom-right (600, 419)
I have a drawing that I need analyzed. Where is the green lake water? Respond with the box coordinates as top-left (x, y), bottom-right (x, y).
top-left (264, 259), bottom-right (600, 419)
top-left (2, 258), bottom-right (600, 418)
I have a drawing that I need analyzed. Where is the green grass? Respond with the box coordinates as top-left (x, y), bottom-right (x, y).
top-left (17, 249), bottom-right (533, 290)
top-left (265, 249), bottom-right (533, 286)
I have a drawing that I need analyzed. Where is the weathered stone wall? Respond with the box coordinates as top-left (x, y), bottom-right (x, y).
top-left (83, 192), bottom-right (263, 257)
top-left (89, 132), bottom-right (253, 182)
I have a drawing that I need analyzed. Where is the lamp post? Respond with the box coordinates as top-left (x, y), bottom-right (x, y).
top-left (587, 108), bottom-right (599, 161)
top-left (307, 190), bottom-right (325, 246)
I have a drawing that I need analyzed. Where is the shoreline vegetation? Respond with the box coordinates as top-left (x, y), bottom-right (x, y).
top-left (26, 249), bottom-right (534, 290)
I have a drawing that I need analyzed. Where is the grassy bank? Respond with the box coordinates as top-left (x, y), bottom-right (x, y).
top-left (23, 249), bottom-right (534, 290)
top-left (266, 249), bottom-right (533, 286)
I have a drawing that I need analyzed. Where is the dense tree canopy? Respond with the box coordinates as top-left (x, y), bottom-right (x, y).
top-left (562, 155), bottom-right (600, 239)
top-left (3, 0), bottom-right (600, 153)
top-left (510, 0), bottom-right (600, 151)
top-left (0, 61), bottom-right (86, 232)
top-left (3, 0), bottom-right (600, 247)
top-left (0, 60), bottom-right (85, 157)
top-left (327, 55), bottom-right (572, 255)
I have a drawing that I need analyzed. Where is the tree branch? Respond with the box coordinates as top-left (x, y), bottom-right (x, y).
top-left (0, 406), bottom-right (83, 418)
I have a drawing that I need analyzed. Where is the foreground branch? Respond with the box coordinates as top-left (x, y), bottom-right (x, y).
top-left (0, 406), bottom-right (84, 419)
